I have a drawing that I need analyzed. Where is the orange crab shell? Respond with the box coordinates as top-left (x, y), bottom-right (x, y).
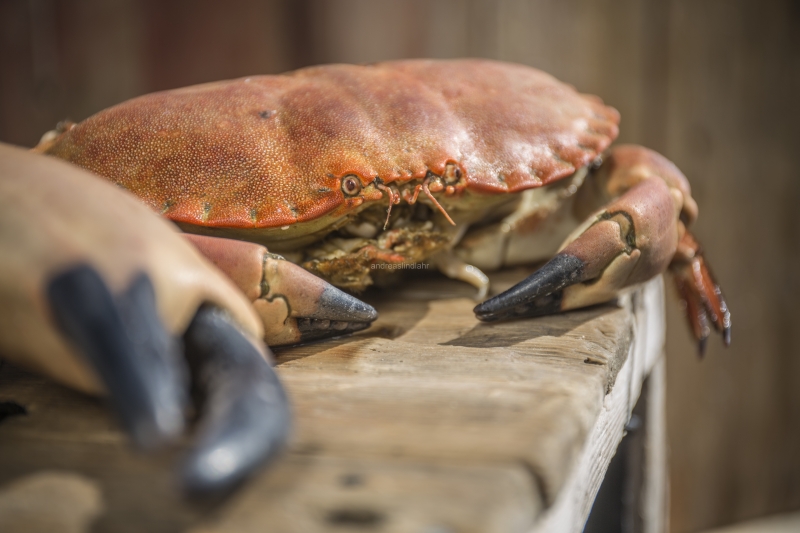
top-left (42, 59), bottom-right (620, 230)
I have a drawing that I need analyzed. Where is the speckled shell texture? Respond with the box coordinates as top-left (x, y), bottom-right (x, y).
top-left (46, 59), bottom-right (620, 229)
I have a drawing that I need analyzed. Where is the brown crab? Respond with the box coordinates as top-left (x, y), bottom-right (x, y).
top-left (36, 59), bottom-right (730, 351)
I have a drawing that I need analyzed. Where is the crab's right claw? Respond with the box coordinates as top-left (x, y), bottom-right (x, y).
top-left (473, 184), bottom-right (662, 323)
top-left (184, 235), bottom-right (377, 346)
top-left (475, 145), bottom-right (731, 356)
top-left (47, 264), bottom-right (291, 495)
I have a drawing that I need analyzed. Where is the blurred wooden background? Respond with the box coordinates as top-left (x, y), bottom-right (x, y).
top-left (0, 1), bottom-right (798, 531)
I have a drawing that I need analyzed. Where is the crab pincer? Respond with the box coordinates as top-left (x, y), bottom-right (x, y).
top-left (183, 234), bottom-right (377, 346)
top-left (0, 144), bottom-right (290, 495)
top-left (475, 145), bottom-right (730, 354)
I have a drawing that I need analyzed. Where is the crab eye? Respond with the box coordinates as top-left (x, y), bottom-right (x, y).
top-left (341, 175), bottom-right (362, 196)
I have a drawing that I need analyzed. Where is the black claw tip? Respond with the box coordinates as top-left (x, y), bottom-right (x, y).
top-left (475, 291), bottom-right (564, 322)
top-left (181, 307), bottom-right (291, 495)
top-left (474, 254), bottom-right (585, 322)
top-left (47, 265), bottom-right (186, 449)
top-left (723, 327), bottom-right (731, 348)
top-left (289, 286), bottom-right (376, 344)
top-left (315, 285), bottom-right (378, 323)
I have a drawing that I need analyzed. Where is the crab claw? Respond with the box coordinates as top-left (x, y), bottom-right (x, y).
top-left (2, 143), bottom-right (293, 496)
top-left (181, 305), bottom-right (290, 494)
top-left (46, 264), bottom-right (291, 494)
top-left (473, 254), bottom-right (587, 322)
top-left (47, 265), bottom-right (187, 450)
top-left (183, 235), bottom-right (377, 346)
top-left (475, 203), bottom-right (649, 323)
top-left (260, 257), bottom-right (378, 344)
top-left (476, 145), bottom-right (730, 355)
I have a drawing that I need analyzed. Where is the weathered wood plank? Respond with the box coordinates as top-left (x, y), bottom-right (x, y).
top-left (277, 288), bottom-right (638, 504)
top-left (190, 455), bottom-right (541, 533)
top-left (530, 276), bottom-right (665, 532)
top-left (0, 271), bottom-right (663, 532)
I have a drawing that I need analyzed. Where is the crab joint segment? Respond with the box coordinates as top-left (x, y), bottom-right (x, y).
top-left (432, 251), bottom-right (490, 301)
top-left (183, 234), bottom-right (377, 346)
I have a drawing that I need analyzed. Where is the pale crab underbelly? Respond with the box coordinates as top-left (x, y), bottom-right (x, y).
top-left (454, 170), bottom-right (587, 271)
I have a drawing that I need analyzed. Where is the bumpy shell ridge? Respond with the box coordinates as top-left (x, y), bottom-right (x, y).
top-left (45, 59), bottom-right (620, 229)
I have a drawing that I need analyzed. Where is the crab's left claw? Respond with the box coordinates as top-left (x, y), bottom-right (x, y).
top-left (46, 266), bottom-right (290, 494)
top-left (475, 145), bottom-right (730, 355)
top-left (0, 143), bottom-right (291, 496)
top-left (473, 253), bottom-right (589, 321)
top-left (183, 235), bottom-right (378, 346)
top-left (475, 173), bottom-right (674, 322)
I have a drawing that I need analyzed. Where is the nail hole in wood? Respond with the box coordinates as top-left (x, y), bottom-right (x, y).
top-left (326, 508), bottom-right (385, 527)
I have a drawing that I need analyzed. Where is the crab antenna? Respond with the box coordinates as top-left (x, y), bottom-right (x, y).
top-left (422, 179), bottom-right (456, 226)
top-left (382, 203), bottom-right (393, 230)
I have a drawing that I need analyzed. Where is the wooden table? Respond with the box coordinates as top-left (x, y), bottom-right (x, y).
top-left (0, 270), bottom-right (667, 533)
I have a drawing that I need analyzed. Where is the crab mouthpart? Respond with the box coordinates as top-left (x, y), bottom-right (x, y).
top-left (374, 171), bottom-right (458, 229)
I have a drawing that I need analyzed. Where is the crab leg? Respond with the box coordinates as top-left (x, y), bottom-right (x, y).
top-left (474, 145), bottom-right (730, 353)
top-left (47, 264), bottom-right (289, 493)
top-left (669, 230), bottom-right (731, 355)
top-left (183, 234), bottom-right (377, 345)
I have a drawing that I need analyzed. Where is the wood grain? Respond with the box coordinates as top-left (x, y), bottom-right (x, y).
top-left (0, 272), bottom-right (664, 532)
top-left (661, 2), bottom-right (800, 530)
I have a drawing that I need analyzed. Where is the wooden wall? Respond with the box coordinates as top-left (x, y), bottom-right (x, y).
top-left (1, 1), bottom-right (798, 531)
